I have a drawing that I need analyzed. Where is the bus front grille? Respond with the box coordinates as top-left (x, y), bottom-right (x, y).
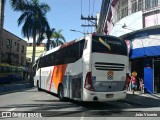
top-left (95, 62), bottom-right (125, 71)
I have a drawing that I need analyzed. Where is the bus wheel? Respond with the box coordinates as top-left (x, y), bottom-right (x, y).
top-left (37, 81), bottom-right (41, 91)
top-left (58, 85), bottom-right (65, 101)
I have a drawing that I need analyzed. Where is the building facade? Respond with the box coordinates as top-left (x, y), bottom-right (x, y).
top-left (26, 43), bottom-right (46, 63)
top-left (98, 0), bottom-right (160, 93)
top-left (0, 29), bottom-right (27, 66)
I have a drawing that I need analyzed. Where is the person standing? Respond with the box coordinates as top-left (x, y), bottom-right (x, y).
top-left (126, 73), bottom-right (131, 91)
top-left (139, 77), bottom-right (144, 92)
top-left (131, 71), bottom-right (137, 94)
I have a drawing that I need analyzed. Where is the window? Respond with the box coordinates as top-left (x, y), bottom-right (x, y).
top-left (152, 0), bottom-right (158, 7)
top-left (22, 46), bottom-right (24, 53)
top-left (138, 0), bottom-right (143, 11)
top-left (145, 0), bottom-right (151, 9)
top-left (6, 39), bottom-right (12, 48)
top-left (6, 39), bottom-right (10, 46)
top-left (116, 2), bottom-right (121, 21)
top-left (115, 0), bottom-right (128, 22)
top-left (1, 37), bottom-right (3, 46)
top-left (39, 40), bottom-right (85, 68)
top-left (17, 43), bottom-right (19, 52)
top-left (132, 0), bottom-right (143, 13)
top-left (6, 39), bottom-right (11, 46)
top-left (92, 36), bottom-right (127, 56)
top-left (120, 0), bottom-right (128, 18)
top-left (132, 0), bottom-right (137, 13)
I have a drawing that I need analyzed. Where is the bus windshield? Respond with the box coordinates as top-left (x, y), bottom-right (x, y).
top-left (92, 36), bottom-right (127, 56)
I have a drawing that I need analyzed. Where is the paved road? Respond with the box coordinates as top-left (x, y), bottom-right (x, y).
top-left (0, 88), bottom-right (160, 120)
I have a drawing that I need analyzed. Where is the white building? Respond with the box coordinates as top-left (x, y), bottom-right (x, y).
top-left (98, 0), bottom-right (160, 94)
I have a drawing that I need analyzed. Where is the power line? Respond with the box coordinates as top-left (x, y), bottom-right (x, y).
top-left (81, 0), bottom-right (83, 15)
top-left (89, 0), bottom-right (90, 15)
top-left (92, 0), bottom-right (95, 15)
top-left (88, 0), bottom-right (91, 32)
top-left (80, 0), bottom-right (97, 32)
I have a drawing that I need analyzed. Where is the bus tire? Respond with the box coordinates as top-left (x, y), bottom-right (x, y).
top-left (58, 84), bottom-right (65, 101)
top-left (37, 81), bottom-right (41, 91)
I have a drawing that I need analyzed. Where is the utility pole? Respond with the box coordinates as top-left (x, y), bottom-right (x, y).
top-left (81, 15), bottom-right (97, 29)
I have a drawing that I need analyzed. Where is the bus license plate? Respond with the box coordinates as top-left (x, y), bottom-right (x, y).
top-left (106, 94), bottom-right (113, 98)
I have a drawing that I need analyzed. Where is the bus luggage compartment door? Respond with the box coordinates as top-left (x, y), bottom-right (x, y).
top-left (71, 78), bottom-right (82, 100)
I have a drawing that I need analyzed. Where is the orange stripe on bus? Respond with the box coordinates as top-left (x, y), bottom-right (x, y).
top-left (51, 64), bottom-right (67, 91)
top-left (50, 40), bottom-right (75, 91)
top-left (48, 69), bottom-right (53, 91)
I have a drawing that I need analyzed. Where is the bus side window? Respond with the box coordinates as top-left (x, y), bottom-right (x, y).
top-left (73, 43), bottom-right (79, 60)
top-left (39, 57), bottom-right (43, 68)
top-left (64, 46), bottom-right (76, 63)
top-left (84, 40), bottom-right (87, 49)
top-left (79, 39), bottom-right (85, 57)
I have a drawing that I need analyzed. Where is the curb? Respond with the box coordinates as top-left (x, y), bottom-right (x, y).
top-left (123, 92), bottom-right (160, 107)
top-left (0, 83), bottom-right (33, 94)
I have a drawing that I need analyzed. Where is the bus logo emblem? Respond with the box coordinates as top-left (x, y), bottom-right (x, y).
top-left (107, 71), bottom-right (114, 80)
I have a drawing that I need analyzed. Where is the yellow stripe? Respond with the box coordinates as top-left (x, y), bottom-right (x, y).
top-left (98, 37), bottom-right (111, 51)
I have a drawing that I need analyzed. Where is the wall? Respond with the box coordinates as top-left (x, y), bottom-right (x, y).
top-left (26, 45), bottom-right (45, 62)
top-left (0, 29), bottom-right (27, 66)
top-left (144, 12), bottom-right (160, 27)
top-left (130, 33), bottom-right (160, 59)
top-left (109, 11), bottom-right (143, 37)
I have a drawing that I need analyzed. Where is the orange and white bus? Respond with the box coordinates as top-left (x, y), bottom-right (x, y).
top-left (34, 33), bottom-right (128, 102)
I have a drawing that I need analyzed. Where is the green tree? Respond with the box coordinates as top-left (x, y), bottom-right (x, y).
top-left (37, 29), bottom-right (66, 51)
top-left (50, 29), bottom-right (66, 49)
top-left (0, 0), bottom-right (5, 63)
top-left (9, 0), bottom-right (27, 11)
top-left (45, 27), bottom-right (55, 51)
top-left (15, 0), bottom-right (50, 84)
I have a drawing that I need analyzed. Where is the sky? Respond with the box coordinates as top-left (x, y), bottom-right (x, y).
top-left (4, 0), bottom-right (102, 43)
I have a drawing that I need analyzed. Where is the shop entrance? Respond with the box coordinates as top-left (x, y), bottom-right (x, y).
top-left (131, 58), bottom-right (144, 78)
top-left (154, 60), bottom-right (160, 93)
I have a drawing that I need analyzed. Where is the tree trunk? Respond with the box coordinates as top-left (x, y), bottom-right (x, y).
top-left (30, 35), bottom-right (36, 86)
top-left (0, 0), bottom-right (4, 63)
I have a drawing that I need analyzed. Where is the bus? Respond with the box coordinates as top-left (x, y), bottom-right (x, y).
top-left (34, 33), bottom-right (128, 102)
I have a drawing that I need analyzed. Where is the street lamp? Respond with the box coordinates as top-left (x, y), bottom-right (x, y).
top-left (70, 29), bottom-right (86, 35)
top-left (122, 23), bottom-right (135, 31)
top-left (122, 23), bottom-right (146, 56)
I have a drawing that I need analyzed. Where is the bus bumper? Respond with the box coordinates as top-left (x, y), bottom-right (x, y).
top-left (83, 89), bottom-right (127, 102)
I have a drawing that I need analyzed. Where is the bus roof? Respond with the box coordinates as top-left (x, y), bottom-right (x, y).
top-left (39, 33), bottom-right (123, 58)
top-left (42, 35), bottom-right (87, 57)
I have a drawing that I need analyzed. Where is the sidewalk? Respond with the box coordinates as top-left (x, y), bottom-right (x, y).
top-left (0, 80), bottom-right (34, 95)
top-left (123, 91), bottom-right (160, 107)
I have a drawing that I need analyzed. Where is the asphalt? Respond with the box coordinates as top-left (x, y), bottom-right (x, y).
top-left (0, 82), bottom-right (160, 107)
top-left (122, 91), bottom-right (160, 107)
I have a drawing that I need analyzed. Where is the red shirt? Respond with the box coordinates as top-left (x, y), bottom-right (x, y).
top-left (131, 76), bottom-right (137, 84)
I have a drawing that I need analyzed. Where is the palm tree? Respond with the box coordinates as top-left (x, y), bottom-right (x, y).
top-left (38, 29), bottom-right (66, 51)
top-left (0, 0), bottom-right (26, 38)
top-left (45, 27), bottom-right (55, 51)
top-left (16, 0), bottom-right (50, 84)
top-left (9, 0), bottom-right (27, 11)
top-left (50, 30), bottom-right (66, 49)
top-left (0, 0), bottom-right (5, 63)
